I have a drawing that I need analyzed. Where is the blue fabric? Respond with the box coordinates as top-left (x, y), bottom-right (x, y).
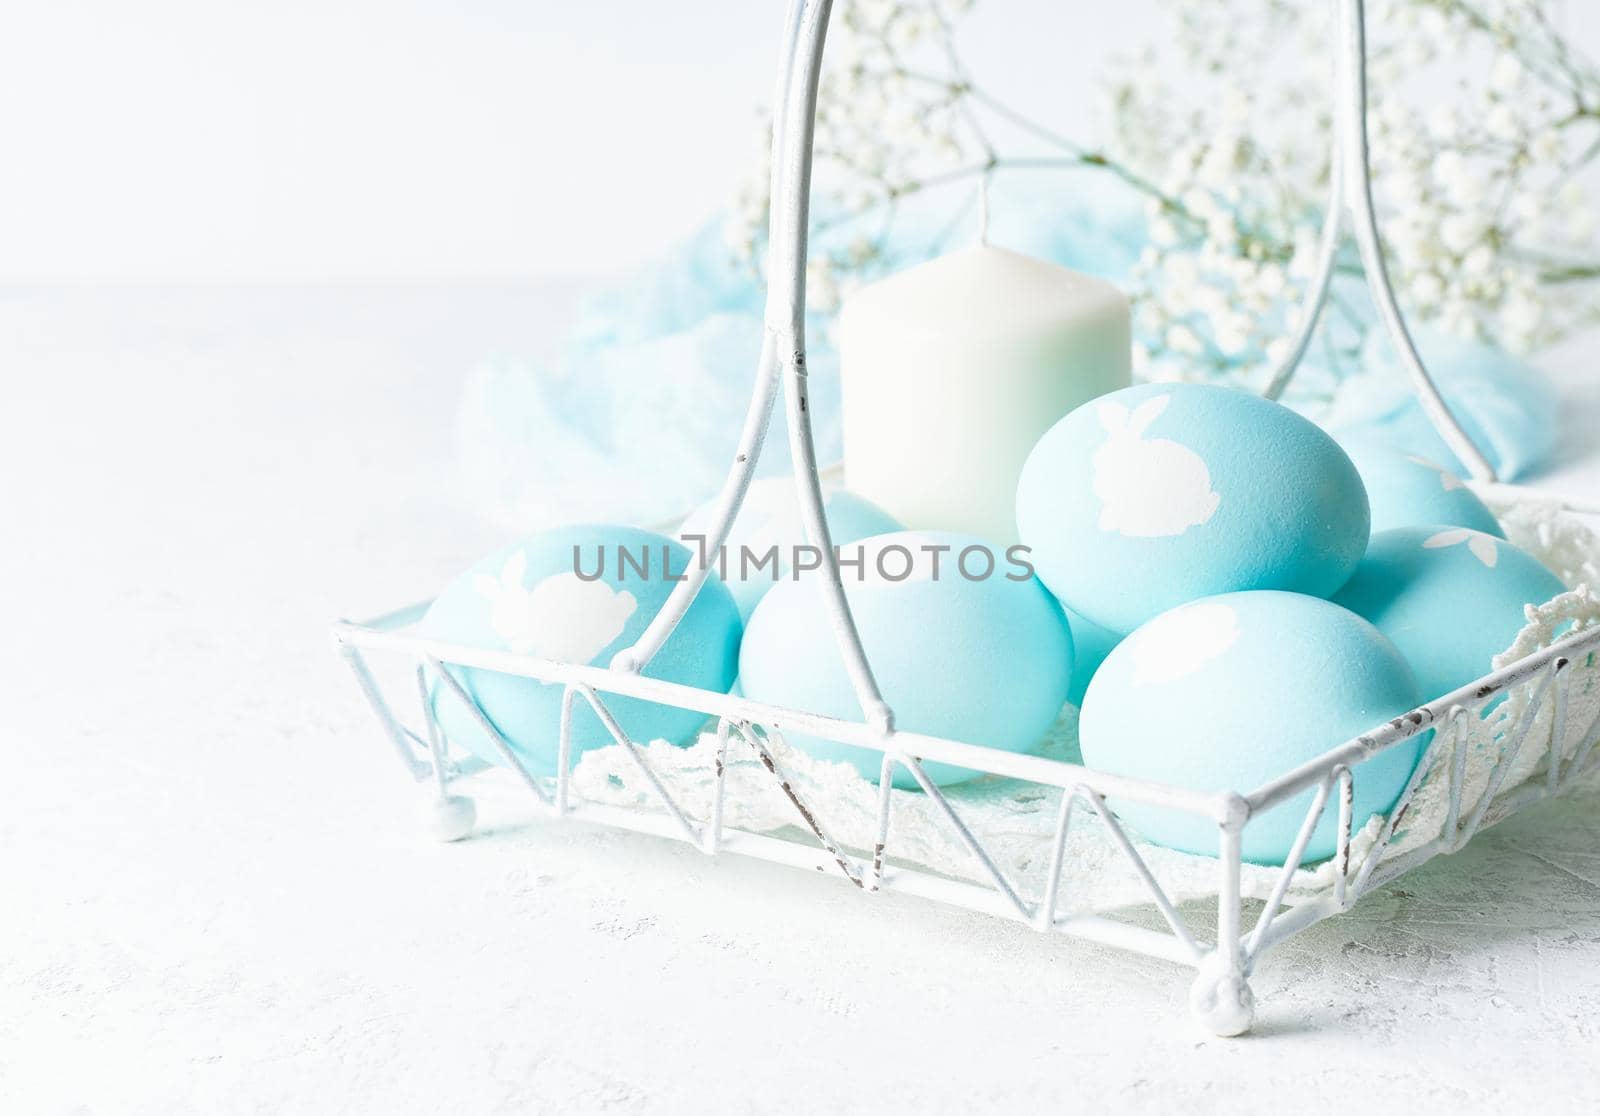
top-left (461, 181), bottom-right (1558, 529)
top-left (1324, 327), bottom-right (1557, 481)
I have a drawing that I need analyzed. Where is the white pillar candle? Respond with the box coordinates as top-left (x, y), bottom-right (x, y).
top-left (838, 244), bottom-right (1131, 544)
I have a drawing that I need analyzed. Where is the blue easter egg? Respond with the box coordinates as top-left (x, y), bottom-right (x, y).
top-left (419, 525), bottom-right (742, 777)
top-left (1064, 605), bottom-right (1121, 708)
top-left (1017, 383), bottom-right (1370, 635)
top-left (679, 478), bottom-right (902, 621)
top-left (1339, 438), bottom-right (1503, 538)
top-left (739, 531), bottom-right (1073, 787)
top-left (1081, 591), bottom-right (1425, 864)
top-left (1333, 526), bottom-right (1566, 702)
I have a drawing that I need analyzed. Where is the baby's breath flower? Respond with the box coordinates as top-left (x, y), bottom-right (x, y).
top-left (1165, 323), bottom-right (1205, 356)
top-left (727, 0), bottom-right (1599, 385)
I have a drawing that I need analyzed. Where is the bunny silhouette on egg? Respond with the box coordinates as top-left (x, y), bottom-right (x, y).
top-left (1019, 382), bottom-right (1369, 634)
top-left (475, 550), bottom-right (637, 664)
top-left (1091, 393), bottom-right (1221, 538)
top-left (422, 525), bottom-right (742, 776)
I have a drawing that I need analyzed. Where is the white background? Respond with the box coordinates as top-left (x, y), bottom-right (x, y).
top-left (6, 1), bottom-right (1596, 280)
top-left (5, 6), bottom-right (1600, 1112)
top-left (0, 0), bottom-right (1473, 280)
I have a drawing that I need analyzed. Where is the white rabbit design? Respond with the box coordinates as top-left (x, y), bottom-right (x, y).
top-left (1405, 454), bottom-right (1465, 492)
top-left (475, 551), bottom-right (638, 663)
top-left (1091, 394), bottom-right (1221, 537)
top-left (1422, 527), bottom-right (1498, 568)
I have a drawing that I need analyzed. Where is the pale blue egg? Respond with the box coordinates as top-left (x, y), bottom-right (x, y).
top-left (739, 530), bottom-right (1073, 788)
top-left (419, 524), bottom-right (742, 777)
top-left (1080, 591), bottom-right (1424, 864)
top-left (1064, 605), bottom-right (1121, 708)
top-left (1016, 383), bottom-right (1370, 635)
top-left (1339, 438), bottom-right (1503, 538)
top-left (678, 478), bottom-right (902, 621)
top-left (1333, 526), bottom-right (1566, 702)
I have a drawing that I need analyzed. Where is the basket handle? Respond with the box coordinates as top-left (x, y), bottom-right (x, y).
top-left (612, 0), bottom-right (895, 734)
top-left (1263, 0), bottom-right (1496, 482)
top-left (619, 0), bottom-right (1503, 711)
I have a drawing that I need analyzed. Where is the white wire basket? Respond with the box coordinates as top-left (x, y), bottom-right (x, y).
top-left (332, 0), bottom-right (1600, 1036)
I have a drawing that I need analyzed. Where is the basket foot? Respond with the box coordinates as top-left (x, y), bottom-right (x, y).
top-left (429, 794), bottom-right (477, 842)
top-left (1189, 953), bottom-right (1255, 1037)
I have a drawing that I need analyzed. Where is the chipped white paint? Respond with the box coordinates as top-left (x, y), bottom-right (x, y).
top-left (1093, 394), bottom-right (1221, 538)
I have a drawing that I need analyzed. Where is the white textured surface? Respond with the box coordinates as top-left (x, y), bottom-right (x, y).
top-left (4, 285), bottom-right (1600, 1114)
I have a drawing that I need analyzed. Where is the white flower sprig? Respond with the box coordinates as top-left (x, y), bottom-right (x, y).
top-left (727, 0), bottom-right (994, 315)
top-left (1109, 0), bottom-right (1600, 385)
top-left (726, 0), bottom-right (1600, 390)
top-left (726, 0), bottom-right (1181, 316)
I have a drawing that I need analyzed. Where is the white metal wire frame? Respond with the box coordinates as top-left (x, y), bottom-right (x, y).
top-left (332, 0), bottom-right (1600, 1035)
